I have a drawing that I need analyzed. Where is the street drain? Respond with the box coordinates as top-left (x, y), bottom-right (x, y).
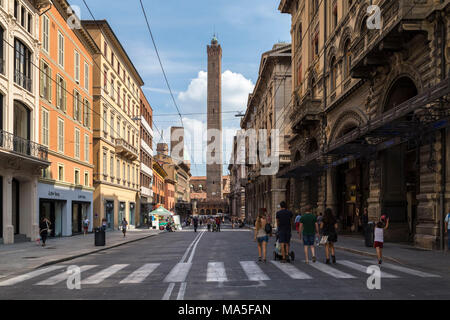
top-left (23, 257), bottom-right (38, 259)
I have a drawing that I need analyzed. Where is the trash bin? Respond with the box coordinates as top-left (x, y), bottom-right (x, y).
top-left (95, 227), bottom-right (105, 246)
top-left (365, 222), bottom-right (375, 247)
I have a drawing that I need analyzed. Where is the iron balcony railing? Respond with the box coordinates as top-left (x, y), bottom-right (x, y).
top-left (0, 129), bottom-right (48, 161)
top-left (115, 138), bottom-right (139, 160)
top-left (14, 70), bottom-right (32, 92)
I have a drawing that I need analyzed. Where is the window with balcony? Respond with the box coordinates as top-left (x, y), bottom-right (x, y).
top-left (13, 101), bottom-right (30, 154)
top-left (14, 38), bottom-right (32, 91)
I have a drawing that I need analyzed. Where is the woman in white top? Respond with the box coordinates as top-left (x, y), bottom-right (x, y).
top-left (374, 215), bottom-right (389, 265)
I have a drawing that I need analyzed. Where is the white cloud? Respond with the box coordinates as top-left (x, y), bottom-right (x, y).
top-left (178, 70), bottom-right (254, 112)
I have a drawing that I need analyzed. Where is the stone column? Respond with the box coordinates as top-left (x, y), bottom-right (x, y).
top-left (30, 175), bottom-right (39, 241)
top-left (326, 168), bottom-right (338, 215)
top-left (2, 173), bottom-right (13, 244)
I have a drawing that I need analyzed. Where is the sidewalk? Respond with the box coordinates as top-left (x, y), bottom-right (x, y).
top-left (0, 228), bottom-right (163, 279)
top-left (332, 235), bottom-right (450, 274)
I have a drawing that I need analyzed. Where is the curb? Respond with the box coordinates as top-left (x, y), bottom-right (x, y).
top-left (35, 232), bottom-right (162, 270)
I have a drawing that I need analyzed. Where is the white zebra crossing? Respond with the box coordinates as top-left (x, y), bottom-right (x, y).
top-left (364, 260), bottom-right (441, 278)
top-left (206, 262), bottom-right (228, 282)
top-left (81, 264), bottom-right (129, 285)
top-left (119, 263), bottom-right (160, 284)
top-left (240, 261), bottom-right (270, 281)
top-left (164, 263), bottom-right (192, 283)
top-left (307, 261), bottom-right (356, 279)
top-left (0, 259), bottom-right (442, 287)
top-left (35, 265), bottom-right (98, 285)
top-left (0, 266), bottom-right (65, 287)
top-left (271, 261), bottom-right (313, 279)
top-left (337, 260), bottom-right (398, 278)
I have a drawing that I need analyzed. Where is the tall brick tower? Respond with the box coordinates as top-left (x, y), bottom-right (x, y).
top-left (206, 36), bottom-right (223, 200)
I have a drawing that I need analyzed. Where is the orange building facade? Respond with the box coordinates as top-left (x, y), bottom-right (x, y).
top-left (37, 0), bottom-right (99, 237)
top-left (152, 160), bottom-right (166, 209)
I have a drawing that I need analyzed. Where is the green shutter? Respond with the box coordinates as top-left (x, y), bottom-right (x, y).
top-left (48, 67), bottom-right (52, 102)
top-left (39, 60), bottom-right (44, 97)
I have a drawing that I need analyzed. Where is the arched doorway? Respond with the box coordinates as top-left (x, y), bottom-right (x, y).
top-left (381, 77), bottom-right (418, 241)
top-left (334, 123), bottom-right (368, 232)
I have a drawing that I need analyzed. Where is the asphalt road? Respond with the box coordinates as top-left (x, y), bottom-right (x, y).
top-left (0, 223), bottom-right (449, 300)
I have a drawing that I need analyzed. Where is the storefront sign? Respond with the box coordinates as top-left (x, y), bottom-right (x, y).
top-left (78, 195), bottom-right (86, 200)
top-left (48, 191), bottom-right (61, 197)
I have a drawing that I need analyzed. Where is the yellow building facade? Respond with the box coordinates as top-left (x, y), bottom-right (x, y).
top-left (82, 20), bottom-right (144, 230)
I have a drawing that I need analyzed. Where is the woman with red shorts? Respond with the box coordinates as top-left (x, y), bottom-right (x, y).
top-left (374, 215), bottom-right (389, 265)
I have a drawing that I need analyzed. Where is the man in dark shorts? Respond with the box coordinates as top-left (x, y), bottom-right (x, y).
top-left (276, 201), bottom-right (293, 263)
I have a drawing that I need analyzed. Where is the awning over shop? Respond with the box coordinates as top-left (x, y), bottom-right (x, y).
top-left (150, 206), bottom-right (173, 217)
top-left (277, 77), bottom-right (450, 178)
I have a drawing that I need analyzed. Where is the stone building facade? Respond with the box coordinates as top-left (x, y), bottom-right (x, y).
top-left (278, 0), bottom-right (450, 249)
top-left (239, 43), bottom-right (292, 226)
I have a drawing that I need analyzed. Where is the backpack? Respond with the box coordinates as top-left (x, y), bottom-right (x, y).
top-left (264, 223), bottom-right (272, 234)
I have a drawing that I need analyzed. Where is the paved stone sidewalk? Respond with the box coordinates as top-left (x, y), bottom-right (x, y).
top-left (0, 228), bottom-right (163, 279)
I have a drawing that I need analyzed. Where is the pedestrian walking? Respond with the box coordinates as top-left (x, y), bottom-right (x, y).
top-left (254, 210), bottom-right (270, 263)
top-left (445, 212), bottom-right (450, 251)
top-left (294, 211), bottom-right (302, 234)
top-left (216, 216), bottom-right (221, 232)
top-left (39, 217), bottom-right (51, 247)
top-left (374, 215), bottom-right (390, 264)
top-left (275, 201), bottom-right (293, 263)
top-left (361, 207), bottom-right (369, 236)
top-left (83, 216), bottom-right (90, 235)
top-left (101, 218), bottom-right (107, 231)
top-left (193, 216), bottom-right (198, 232)
top-left (320, 208), bottom-right (339, 264)
top-left (121, 218), bottom-right (128, 237)
top-left (299, 205), bottom-right (320, 264)
top-left (316, 212), bottom-right (323, 234)
top-left (207, 218), bottom-right (211, 232)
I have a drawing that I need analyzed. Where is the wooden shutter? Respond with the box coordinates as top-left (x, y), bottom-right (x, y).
top-left (63, 80), bottom-right (67, 112)
top-left (48, 67), bottom-right (52, 102)
top-left (39, 60), bottom-right (44, 97)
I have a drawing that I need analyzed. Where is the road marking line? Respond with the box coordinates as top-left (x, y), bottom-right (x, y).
top-left (162, 283), bottom-right (175, 300)
top-left (0, 266), bottom-right (65, 287)
top-left (337, 260), bottom-right (398, 278)
top-left (187, 231), bottom-right (205, 264)
top-left (364, 260), bottom-right (441, 278)
top-left (271, 261), bottom-right (313, 279)
top-left (164, 263), bottom-right (192, 283)
top-left (81, 264), bottom-right (128, 284)
top-left (240, 261), bottom-right (270, 281)
top-left (177, 282), bottom-right (187, 300)
top-left (180, 232), bottom-right (202, 263)
top-left (35, 265), bottom-right (98, 285)
top-left (307, 261), bottom-right (356, 279)
top-left (207, 262), bottom-right (228, 282)
top-left (119, 263), bottom-right (160, 284)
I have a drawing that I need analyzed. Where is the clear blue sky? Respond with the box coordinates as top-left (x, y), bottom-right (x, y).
top-left (70, 0), bottom-right (291, 176)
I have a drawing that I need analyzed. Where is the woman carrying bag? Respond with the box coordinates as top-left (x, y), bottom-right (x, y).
top-left (254, 210), bottom-right (270, 263)
top-left (320, 208), bottom-right (338, 264)
top-left (39, 217), bottom-right (51, 247)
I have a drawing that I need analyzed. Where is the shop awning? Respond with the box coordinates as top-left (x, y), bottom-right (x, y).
top-left (150, 206), bottom-right (173, 217)
top-left (277, 77), bottom-right (450, 178)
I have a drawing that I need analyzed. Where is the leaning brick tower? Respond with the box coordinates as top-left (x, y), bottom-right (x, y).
top-left (206, 36), bottom-right (223, 200)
